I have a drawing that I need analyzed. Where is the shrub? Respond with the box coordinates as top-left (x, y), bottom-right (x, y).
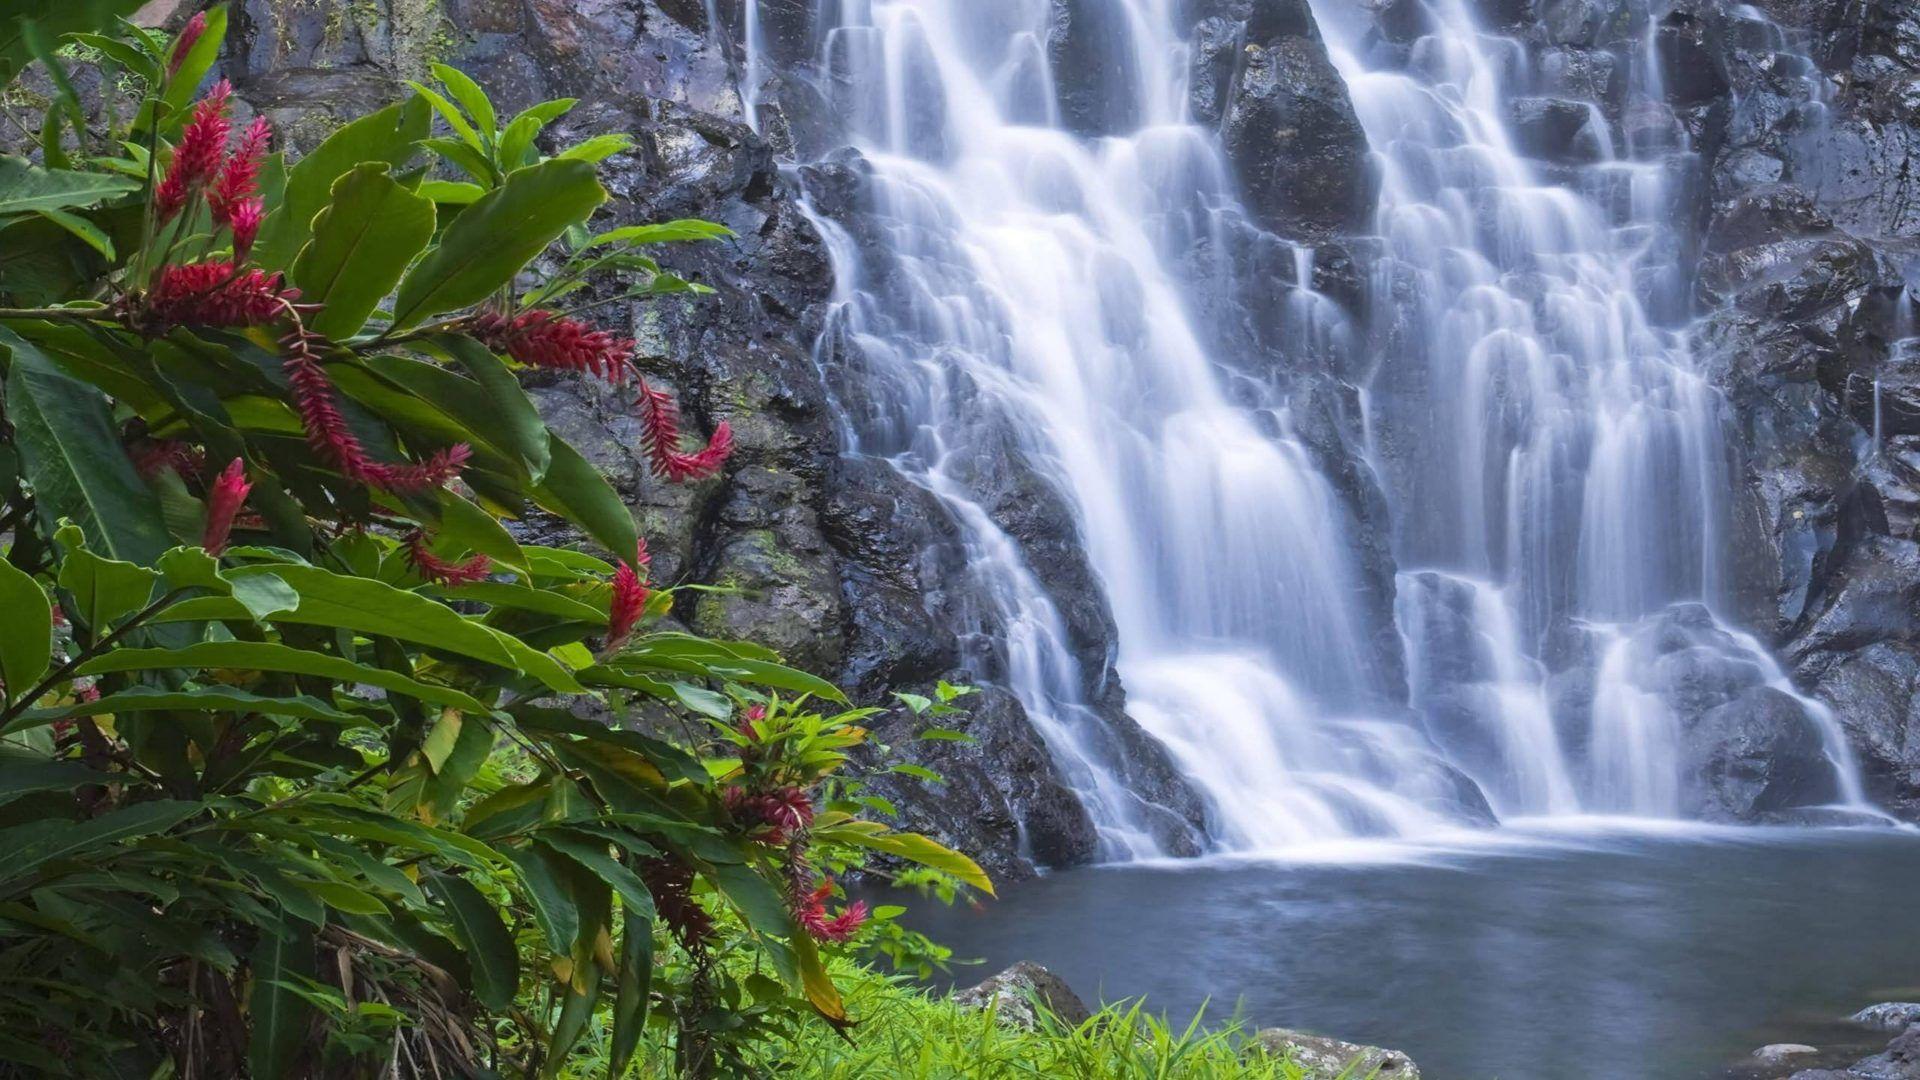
top-left (0, 10), bottom-right (986, 1078)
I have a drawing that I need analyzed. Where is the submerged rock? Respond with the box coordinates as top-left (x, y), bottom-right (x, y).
top-left (1757, 1043), bottom-right (1823, 1065)
top-left (1250, 1027), bottom-right (1422, 1078)
top-left (952, 961), bottom-right (1092, 1031)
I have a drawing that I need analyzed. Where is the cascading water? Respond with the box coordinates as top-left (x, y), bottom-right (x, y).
top-left (740, 0), bottom-right (1881, 859)
top-left (1321, 0), bottom-right (1875, 820)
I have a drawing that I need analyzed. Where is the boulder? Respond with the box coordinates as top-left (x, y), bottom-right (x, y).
top-left (1686, 686), bottom-right (1840, 819)
top-left (1854, 1005), bottom-right (1920, 1032)
top-left (1220, 31), bottom-right (1378, 239)
top-left (1757, 1044), bottom-right (1822, 1065)
top-left (952, 962), bottom-right (1092, 1030)
top-left (1048, 0), bottom-right (1141, 137)
top-left (1507, 96), bottom-right (1608, 163)
top-left (1250, 1028), bottom-right (1422, 1078)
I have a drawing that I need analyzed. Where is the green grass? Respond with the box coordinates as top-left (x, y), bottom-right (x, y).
top-left (574, 964), bottom-right (1374, 1079)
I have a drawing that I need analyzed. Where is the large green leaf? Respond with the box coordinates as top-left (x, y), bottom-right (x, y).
top-left (609, 903), bottom-right (653, 1078)
top-left (291, 163), bottom-right (437, 339)
top-left (538, 830), bottom-right (655, 921)
top-left (77, 642), bottom-right (493, 713)
top-left (0, 798), bottom-right (199, 883)
top-left (390, 158), bottom-right (606, 330)
top-left (12, 685), bottom-right (362, 731)
top-left (161, 564), bottom-right (583, 693)
top-left (0, 753), bottom-right (113, 804)
top-left (53, 522), bottom-right (159, 631)
top-left (4, 329), bottom-right (171, 566)
top-left (425, 873), bottom-right (518, 1011)
top-left (432, 332), bottom-right (550, 481)
top-left (0, 155), bottom-right (138, 215)
top-left (253, 96), bottom-right (431, 271)
top-left (500, 843), bottom-right (580, 958)
top-left (247, 914), bottom-right (316, 1080)
top-left (0, 556), bottom-right (49, 709)
top-left (0, 0), bottom-right (147, 86)
top-left (812, 821), bottom-right (995, 896)
top-left (530, 433), bottom-right (639, 564)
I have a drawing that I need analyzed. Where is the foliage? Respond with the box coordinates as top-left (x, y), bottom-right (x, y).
top-left (0, 11), bottom-right (987, 1078)
top-left (571, 963), bottom-right (1359, 1080)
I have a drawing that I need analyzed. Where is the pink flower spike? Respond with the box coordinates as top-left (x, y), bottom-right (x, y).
top-left (405, 532), bottom-right (493, 586)
top-left (167, 11), bottom-right (208, 79)
top-left (210, 117), bottom-right (270, 226)
top-left (605, 559), bottom-right (648, 653)
top-left (635, 380), bottom-right (733, 482)
top-left (228, 197), bottom-right (265, 262)
top-left (202, 458), bottom-right (252, 555)
top-left (471, 309), bottom-right (636, 384)
top-left (154, 81), bottom-right (231, 225)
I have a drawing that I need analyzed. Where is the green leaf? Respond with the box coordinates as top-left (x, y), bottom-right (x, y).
top-left (429, 64), bottom-right (496, 144)
top-left (0, 799), bottom-right (198, 884)
top-left (180, 564), bottom-right (583, 693)
top-left (421, 136), bottom-right (497, 187)
top-left (434, 490), bottom-right (530, 580)
top-left (555, 134), bottom-right (634, 164)
top-left (609, 902), bottom-right (653, 1078)
top-left (544, 969), bottom-right (602, 1078)
top-left (816, 824), bottom-right (995, 895)
top-left (3, 328), bottom-right (171, 567)
top-left (155, 546), bottom-right (301, 620)
top-left (0, 156), bottom-right (139, 216)
top-left (0, 753), bottom-right (113, 805)
top-left (390, 158), bottom-right (607, 330)
top-left (500, 843), bottom-right (580, 957)
top-left (76, 642), bottom-right (493, 714)
top-left (407, 80), bottom-right (485, 153)
top-left (417, 179), bottom-right (485, 205)
top-left (32, 208), bottom-right (112, 259)
top-left (0, 0), bottom-right (147, 85)
top-left (707, 862), bottom-right (791, 936)
top-left (253, 96), bottom-right (431, 271)
top-left (538, 830), bottom-right (655, 921)
top-left (530, 432), bottom-right (639, 565)
top-left (291, 163), bottom-right (437, 338)
top-left (247, 914), bottom-right (315, 1080)
top-left (585, 219), bottom-right (734, 249)
top-left (426, 873), bottom-right (518, 1011)
top-left (0, 556), bottom-right (50, 710)
top-left (433, 332), bottom-right (551, 481)
top-left (53, 521), bottom-right (159, 631)
top-left (12, 686), bottom-right (362, 731)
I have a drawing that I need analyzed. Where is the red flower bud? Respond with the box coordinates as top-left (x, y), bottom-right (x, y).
top-left (471, 309), bottom-right (636, 384)
top-left (210, 117), bottom-right (270, 227)
top-left (167, 11), bottom-right (208, 79)
top-left (201, 458), bottom-right (251, 555)
top-left (405, 531), bottom-right (493, 586)
top-left (604, 558), bottom-right (648, 653)
top-left (146, 261), bottom-right (293, 327)
top-left (635, 379), bottom-right (733, 482)
top-left (228, 197), bottom-right (264, 262)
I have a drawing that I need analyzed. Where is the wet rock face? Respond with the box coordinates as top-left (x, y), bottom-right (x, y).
top-left (1218, 28), bottom-right (1379, 240)
top-left (1631, 0), bottom-right (1920, 820)
top-left (1048, 0), bottom-right (1143, 137)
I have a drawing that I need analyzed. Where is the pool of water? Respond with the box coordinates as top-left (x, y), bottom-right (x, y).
top-left (897, 822), bottom-right (1920, 1079)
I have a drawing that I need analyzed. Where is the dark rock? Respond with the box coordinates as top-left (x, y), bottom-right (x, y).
top-left (1686, 686), bottom-right (1841, 819)
top-left (1508, 96), bottom-right (1608, 163)
top-left (1220, 32), bottom-right (1378, 239)
top-left (1048, 0), bottom-right (1141, 137)
top-left (1188, 16), bottom-right (1244, 127)
top-left (953, 962), bottom-right (1091, 1030)
top-left (1536, 47), bottom-right (1625, 113)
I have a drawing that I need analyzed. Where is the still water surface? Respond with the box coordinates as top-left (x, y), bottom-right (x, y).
top-left (902, 823), bottom-right (1920, 1079)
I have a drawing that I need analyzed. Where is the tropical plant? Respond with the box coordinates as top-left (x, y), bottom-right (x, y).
top-left (0, 9), bottom-right (988, 1078)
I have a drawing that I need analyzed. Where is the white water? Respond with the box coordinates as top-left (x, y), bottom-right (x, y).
top-left (747, 0), bottom-right (1882, 858)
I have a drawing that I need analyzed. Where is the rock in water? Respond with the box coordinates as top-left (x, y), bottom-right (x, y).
top-left (1854, 1004), bottom-right (1920, 1032)
top-left (1250, 1027), bottom-right (1421, 1078)
top-left (951, 962), bottom-right (1092, 1031)
top-left (1755, 1043), bottom-right (1821, 1065)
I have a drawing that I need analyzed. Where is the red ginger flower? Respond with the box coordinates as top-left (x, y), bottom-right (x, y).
top-left (201, 458), bottom-right (252, 555)
top-left (792, 880), bottom-right (868, 943)
top-left (640, 856), bottom-right (714, 948)
top-left (227, 197), bottom-right (265, 262)
top-left (738, 702), bottom-right (767, 741)
top-left (604, 555), bottom-right (649, 653)
top-left (210, 116), bottom-right (270, 227)
top-left (154, 80), bottom-right (231, 224)
top-left (281, 325), bottom-right (471, 493)
top-left (147, 261), bottom-right (292, 327)
top-left (725, 785), bottom-right (815, 845)
top-left (635, 379), bottom-right (733, 482)
top-left (405, 531), bottom-right (492, 586)
top-left (167, 11), bottom-right (208, 78)
top-left (472, 310), bottom-right (636, 384)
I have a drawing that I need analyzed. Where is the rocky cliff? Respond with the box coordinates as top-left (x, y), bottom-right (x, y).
top-left (202, 0), bottom-right (1920, 875)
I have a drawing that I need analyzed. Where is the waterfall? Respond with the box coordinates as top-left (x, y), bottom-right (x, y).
top-left (746, 0), bottom-right (1881, 859)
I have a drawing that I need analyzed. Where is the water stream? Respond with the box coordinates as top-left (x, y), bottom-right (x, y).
top-left (748, 0), bottom-right (1884, 857)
